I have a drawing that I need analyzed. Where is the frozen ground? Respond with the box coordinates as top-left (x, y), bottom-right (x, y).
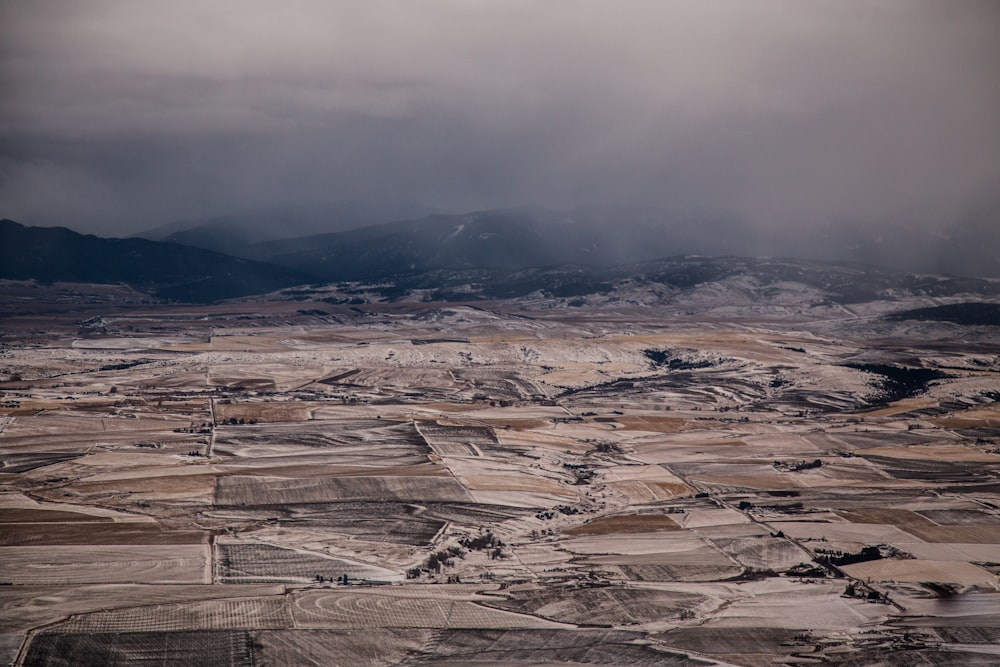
top-left (1, 276), bottom-right (999, 665)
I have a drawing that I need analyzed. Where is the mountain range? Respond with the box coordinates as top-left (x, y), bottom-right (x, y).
top-left (134, 199), bottom-right (437, 259)
top-left (140, 203), bottom-right (1000, 279)
top-left (3, 203), bottom-right (998, 303)
top-left (0, 219), bottom-right (310, 303)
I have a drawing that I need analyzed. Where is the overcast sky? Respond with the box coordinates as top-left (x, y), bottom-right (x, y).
top-left (1, 1), bottom-right (998, 235)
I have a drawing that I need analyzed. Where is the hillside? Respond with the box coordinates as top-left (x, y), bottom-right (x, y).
top-left (0, 219), bottom-right (312, 302)
top-left (135, 200), bottom-right (437, 259)
top-left (261, 206), bottom-right (754, 280)
top-left (258, 205), bottom-right (999, 281)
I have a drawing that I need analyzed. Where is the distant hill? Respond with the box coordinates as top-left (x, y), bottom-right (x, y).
top-left (252, 204), bottom-right (999, 282)
top-left (0, 219), bottom-right (313, 302)
top-left (325, 255), bottom-right (1000, 304)
top-left (260, 205), bottom-right (758, 281)
top-left (10, 197), bottom-right (996, 305)
top-left (135, 199), bottom-right (438, 259)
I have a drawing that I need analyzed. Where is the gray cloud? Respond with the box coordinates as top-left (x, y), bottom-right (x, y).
top-left (1, 1), bottom-right (998, 235)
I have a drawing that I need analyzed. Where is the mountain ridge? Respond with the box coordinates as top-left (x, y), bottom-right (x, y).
top-left (0, 219), bottom-right (313, 303)
top-left (6, 211), bottom-right (998, 305)
top-left (133, 199), bottom-right (439, 258)
top-left (133, 203), bottom-right (997, 279)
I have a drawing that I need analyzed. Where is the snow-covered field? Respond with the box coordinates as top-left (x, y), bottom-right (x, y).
top-left (1, 275), bottom-right (998, 665)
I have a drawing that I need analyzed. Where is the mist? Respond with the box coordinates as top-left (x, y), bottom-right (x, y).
top-left (1, 1), bottom-right (998, 246)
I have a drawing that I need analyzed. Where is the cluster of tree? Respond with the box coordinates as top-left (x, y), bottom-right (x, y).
top-left (457, 531), bottom-right (506, 561)
top-left (458, 531), bottom-right (502, 551)
top-left (174, 422), bottom-right (212, 434)
top-left (786, 562), bottom-right (827, 578)
top-left (563, 462), bottom-right (595, 484)
top-left (843, 581), bottom-right (890, 603)
top-left (408, 533), bottom-right (511, 579)
top-left (221, 417), bottom-right (257, 425)
top-left (642, 348), bottom-right (721, 371)
top-left (528, 529), bottom-right (556, 538)
top-left (815, 545), bottom-right (882, 567)
top-left (412, 545), bottom-right (466, 576)
top-left (773, 459), bottom-right (822, 472)
top-left (535, 505), bottom-right (581, 521)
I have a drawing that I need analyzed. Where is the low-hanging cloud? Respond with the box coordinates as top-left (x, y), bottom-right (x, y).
top-left (1, 1), bottom-right (998, 236)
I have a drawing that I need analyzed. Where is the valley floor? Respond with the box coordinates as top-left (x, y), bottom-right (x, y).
top-left (1, 280), bottom-right (999, 666)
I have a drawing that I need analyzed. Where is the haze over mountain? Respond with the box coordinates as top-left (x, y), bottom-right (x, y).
top-left (3, 211), bottom-right (998, 305)
top-left (2, 2), bottom-right (998, 269)
top-left (134, 199), bottom-right (438, 258)
top-left (139, 203), bottom-right (1000, 279)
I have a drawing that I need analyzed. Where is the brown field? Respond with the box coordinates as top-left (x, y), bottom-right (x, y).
top-left (22, 628), bottom-right (256, 665)
top-left (209, 336), bottom-right (296, 352)
top-left (49, 472), bottom-right (218, 501)
top-left (426, 441), bottom-right (481, 457)
top-left (216, 541), bottom-right (400, 583)
top-left (901, 542), bottom-right (1000, 562)
top-left (837, 508), bottom-right (1000, 543)
top-left (611, 416), bottom-right (693, 433)
top-left (860, 444), bottom-right (1000, 462)
top-left (678, 508), bottom-right (750, 528)
top-left (657, 626), bottom-right (803, 666)
top-left (862, 398), bottom-right (940, 418)
top-left (606, 479), bottom-right (694, 502)
top-left (931, 404), bottom-right (1000, 428)
top-left (768, 521), bottom-right (924, 549)
top-left (1, 432), bottom-right (186, 455)
top-left (213, 401), bottom-right (315, 423)
top-left (709, 536), bottom-right (807, 571)
top-left (487, 586), bottom-right (706, 625)
top-left (418, 403), bottom-right (484, 412)
top-left (691, 474), bottom-right (801, 491)
top-left (480, 418), bottom-right (551, 431)
top-left (0, 584), bottom-right (286, 633)
top-left (52, 596), bottom-right (294, 633)
top-left (917, 509), bottom-right (1000, 526)
top-left (291, 590), bottom-right (564, 629)
top-left (254, 629), bottom-right (432, 667)
top-left (573, 534), bottom-right (744, 582)
top-left (836, 508), bottom-right (935, 528)
top-left (0, 523), bottom-right (207, 546)
top-left (3, 414), bottom-right (190, 436)
top-left (460, 475), bottom-right (571, 495)
top-left (224, 462), bottom-right (448, 479)
top-left (214, 474), bottom-right (475, 506)
top-left (1, 399), bottom-right (105, 416)
top-left (564, 513), bottom-right (681, 536)
top-left (932, 416), bottom-right (1000, 429)
top-left (0, 545), bottom-right (210, 584)
top-left (615, 563), bottom-right (743, 582)
top-left (840, 559), bottom-right (997, 585)
top-left (899, 524), bottom-right (1000, 544)
top-left (585, 545), bottom-right (736, 568)
top-left (0, 508), bottom-right (114, 523)
top-left (705, 581), bottom-right (888, 631)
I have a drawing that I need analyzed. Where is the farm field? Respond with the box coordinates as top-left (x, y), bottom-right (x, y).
top-left (1, 279), bottom-right (999, 665)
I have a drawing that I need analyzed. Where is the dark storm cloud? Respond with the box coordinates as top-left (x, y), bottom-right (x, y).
top-left (1, 1), bottom-right (998, 235)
